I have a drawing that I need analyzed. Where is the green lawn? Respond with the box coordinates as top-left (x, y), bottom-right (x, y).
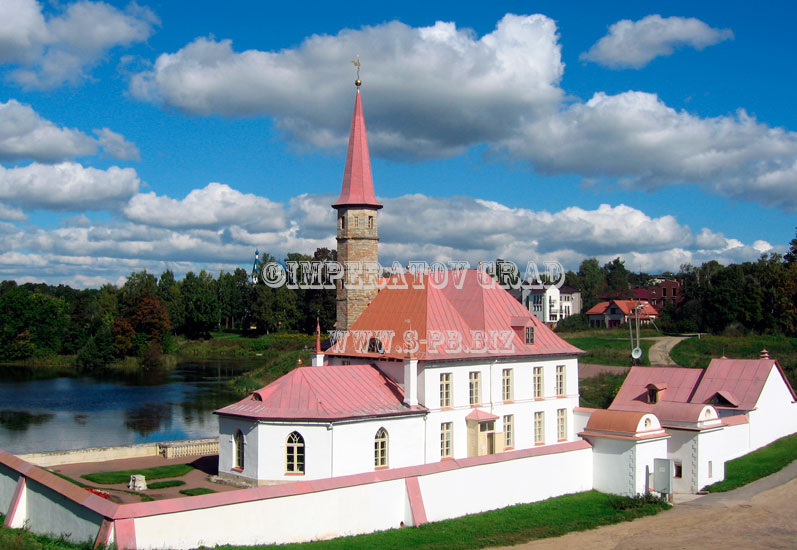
top-left (563, 335), bottom-right (654, 367)
top-left (705, 432), bottom-right (797, 492)
top-left (579, 373), bottom-right (627, 409)
top-left (180, 487), bottom-right (217, 496)
top-left (148, 480), bottom-right (186, 489)
top-left (670, 334), bottom-right (797, 387)
top-left (81, 464), bottom-right (194, 485)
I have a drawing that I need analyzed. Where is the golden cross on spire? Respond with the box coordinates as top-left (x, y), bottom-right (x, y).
top-left (352, 54), bottom-right (361, 87)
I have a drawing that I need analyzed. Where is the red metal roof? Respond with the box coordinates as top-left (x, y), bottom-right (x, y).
top-left (215, 365), bottom-right (425, 421)
top-left (610, 366), bottom-right (704, 412)
top-left (327, 269), bottom-right (582, 361)
top-left (465, 409), bottom-right (500, 421)
top-left (332, 90), bottom-right (382, 210)
top-left (611, 358), bottom-right (796, 416)
top-left (690, 358), bottom-right (796, 410)
top-left (585, 300), bottom-right (657, 318)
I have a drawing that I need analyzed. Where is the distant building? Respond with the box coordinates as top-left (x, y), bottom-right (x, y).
top-left (584, 299), bottom-right (658, 328)
top-left (513, 284), bottom-right (582, 325)
top-left (648, 279), bottom-right (683, 312)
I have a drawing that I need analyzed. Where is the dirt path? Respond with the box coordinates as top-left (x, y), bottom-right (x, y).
top-left (491, 460), bottom-right (797, 550)
top-left (647, 336), bottom-right (689, 366)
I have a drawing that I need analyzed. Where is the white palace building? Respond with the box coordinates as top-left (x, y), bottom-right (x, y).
top-left (1, 82), bottom-right (795, 550)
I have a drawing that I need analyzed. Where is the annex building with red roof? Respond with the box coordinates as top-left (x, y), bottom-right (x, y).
top-left (585, 299), bottom-right (658, 328)
top-left (595, 351), bottom-right (797, 493)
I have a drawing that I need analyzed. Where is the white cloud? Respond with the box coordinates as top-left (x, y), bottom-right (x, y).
top-left (123, 182), bottom-right (285, 229)
top-left (130, 14), bottom-right (564, 159)
top-left (129, 15), bottom-right (797, 212)
top-left (94, 127), bottom-right (140, 160)
top-left (0, 188), bottom-right (778, 286)
top-left (0, 162), bottom-right (139, 210)
top-left (0, 202), bottom-right (27, 221)
top-left (2, 0), bottom-right (159, 89)
top-left (581, 14), bottom-right (733, 69)
top-left (500, 91), bottom-right (797, 211)
top-left (0, 99), bottom-right (96, 161)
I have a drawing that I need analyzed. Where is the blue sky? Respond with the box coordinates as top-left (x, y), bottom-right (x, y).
top-left (1, 0), bottom-right (795, 287)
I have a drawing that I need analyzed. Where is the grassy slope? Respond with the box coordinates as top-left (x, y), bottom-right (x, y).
top-left (559, 328), bottom-right (659, 367)
top-left (705, 433), bottom-right (797, 492)
top-left (670, 334), bottom-right (797, 387)
top-left (579, 373), bottom-right (627, 409)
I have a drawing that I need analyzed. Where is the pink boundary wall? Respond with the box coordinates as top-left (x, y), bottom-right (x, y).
top-left (1, 441), bottom-right (591, 548)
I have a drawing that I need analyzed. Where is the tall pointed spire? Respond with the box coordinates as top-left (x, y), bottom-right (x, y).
top-left (332, 85), bottom-right (382, 209)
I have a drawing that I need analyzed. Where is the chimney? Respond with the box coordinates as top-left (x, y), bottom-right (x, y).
top-left (403, 355), bottom-right (418, 407)
top-left (760, 349), bottom-right (770, 360)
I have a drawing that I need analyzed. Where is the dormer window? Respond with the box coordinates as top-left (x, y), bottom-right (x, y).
top-left (525, 326), bottom-right (534, 344)
top-left (251, 393), bottom-right (262, 401)
top-left (647, 387), bottom-right (658, 404)
top-left (367, 338), bottom-right (384, 354)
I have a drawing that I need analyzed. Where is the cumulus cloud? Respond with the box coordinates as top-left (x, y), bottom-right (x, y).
top-left (129, 14), bottom-right (797, 211)
top-left (0, 99), bottom-right (140, 162)
top-left (0, 99), bottom-right (96, 161)
top-left (581, 15), bottom-right (733, 69)
top-left (0, 162), bottom-right (139, 210)
top-left (2, 0), bottom-right (159, 89)
top-left (130, 14), bottom-right (564, 159)
top-left (94, 127), bottom-right (140, 160)
top-left (1, 186), bottom-right (775, 287)
top-left (123, 182), bottom-right (285, 229)
top-left (500, 91), bottom-right (797, 211)
top-left (0, 202), bottom-right (27, 221)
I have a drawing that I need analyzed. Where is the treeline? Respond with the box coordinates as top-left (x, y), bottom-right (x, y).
top-left (561, 246), bottom-right (797, 336)
top-left (0, 248), bottom-right (337, 370)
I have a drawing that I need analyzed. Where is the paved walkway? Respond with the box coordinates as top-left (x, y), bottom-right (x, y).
top-left (490, 461), bottom-right (797, 550)
top-left (647, 336), bottom-right (689, 366)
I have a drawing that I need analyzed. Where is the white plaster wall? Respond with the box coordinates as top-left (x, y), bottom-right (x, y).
top-left (133, 478), bottom-right (409, 550)
top-left (330, 416), bottom-right (425, 476)
top-left (590, 438), bottom-right (634, 496)
top-left (633, 438), bottom-right (669, 495)
top-left (666, 429), bottom-right (697, 493)
top-left (749, 366), bottom-right (797, 450)
top-left (0, 463), bottom-right (19, 514)
top-left (24, 478), bottom-right (104, 544)
top-left (696, 428), bottom-right (726, 490)
top-left (719, 422), bottom-right (750, 461)
top-left (418, 446), bottom-right (593, 522)
top-left (218, 416), bottom-right (260, 483)
top-left (256, 423), bottom-right (331, 481)
top-left (573, 409), bottom-right (592, 435)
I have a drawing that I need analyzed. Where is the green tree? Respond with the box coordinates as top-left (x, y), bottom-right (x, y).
top-left (182, 270), bottom-right (220, 337)
top-left (603, 257), bottom-right (632, 297)
top-left (578, 258), bottom-right (605, 309)
top-left (784, 227), bottom-right (797, 264)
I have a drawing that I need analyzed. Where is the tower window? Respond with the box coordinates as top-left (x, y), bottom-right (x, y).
top-left (368, 216), bottom-right (374, 229)
top-left (353, 215), bottom-right (359, 228)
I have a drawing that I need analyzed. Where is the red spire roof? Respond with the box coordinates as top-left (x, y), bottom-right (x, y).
top-left (333, 90), bottom-right (382, 210)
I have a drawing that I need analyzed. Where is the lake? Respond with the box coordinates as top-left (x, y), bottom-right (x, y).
top-left (0, 360), bottom-right (259, 454)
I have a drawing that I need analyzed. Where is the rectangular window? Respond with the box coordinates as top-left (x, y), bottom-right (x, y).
top-left (440, 422), bottom-right (452, 458)
top-left (557, 408), bottom-right (567, 441)
top-left (525, 326), bottom-right (534, 344)
top-left (439, 373), bottom-right (451, 408)
top-left (368, 216), bottom-right (374, 229)
top-left (469, 371), bottom-right (481, 405)
top-left (504, 414), bottom-right (514, 448)
top-left (534, 411), bottom-right (544, 444)
top-left (555, 365), bottom-right (566, 396)
top-left (353, 215), bottom-right (359, 228)
top-left (533, 366), bottom-right (543, 399)
top-left (708, 460), bottom-right (713, 478)
top-left (502, 368), bottom-right (513, 401)
top-left (674, 462), bottom-right (683, 478)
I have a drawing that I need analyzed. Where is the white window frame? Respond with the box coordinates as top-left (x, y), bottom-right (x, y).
top-left (502, 368), bottom-right (513, 401)
top-left (557, 408), bottom-right (567, 441)
top-left (533, 366), bottom-right (543, 399)
top-left (286, 431), bottom-right (305, 474)
top-left (555, 365), bottom-right (566, 396)
top-left (469, 371), bottom-right (481, 405)
top-left (504, 414), bottom-right (514, 449)
top-left (440, 372), bottom-right (452, 408)
top-left (441, 422), bottom-right (453, 458)
top-left (534, 411), bottom-right (545, 445)
top-left (374, 427), bottom-right (388, 469)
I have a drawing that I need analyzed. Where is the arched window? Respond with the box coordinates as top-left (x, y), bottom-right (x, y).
top-left (374, 428), bottom-right (388, 468)
top-left (286, 432), bottom-right (305, 474)
top-left (644, 418), bottom-right (652, 429)
top-left (367, 338), bottom-right (384, 354)
top-left (233, 429), bottom-right (245, 470)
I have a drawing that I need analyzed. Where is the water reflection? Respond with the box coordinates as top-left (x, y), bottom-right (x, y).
top-left (0, 410), bottom-right (54, 431)
top-left (0, 358), bottom-right (262, 453)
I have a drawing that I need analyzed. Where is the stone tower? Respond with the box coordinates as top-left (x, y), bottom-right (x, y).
top-left (332, 83), bottom-right (382, 331)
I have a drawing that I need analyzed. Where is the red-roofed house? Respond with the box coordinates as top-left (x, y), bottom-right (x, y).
top-left (215, 86), bottom-right (585, 486)
top-left (585, 299), bottom-right (658, 328)
top-left (605, 354), bottom-right (797, 492)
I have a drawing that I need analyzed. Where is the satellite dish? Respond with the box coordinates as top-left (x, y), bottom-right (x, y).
top-left (631, 347), bottom-right (643, 360)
